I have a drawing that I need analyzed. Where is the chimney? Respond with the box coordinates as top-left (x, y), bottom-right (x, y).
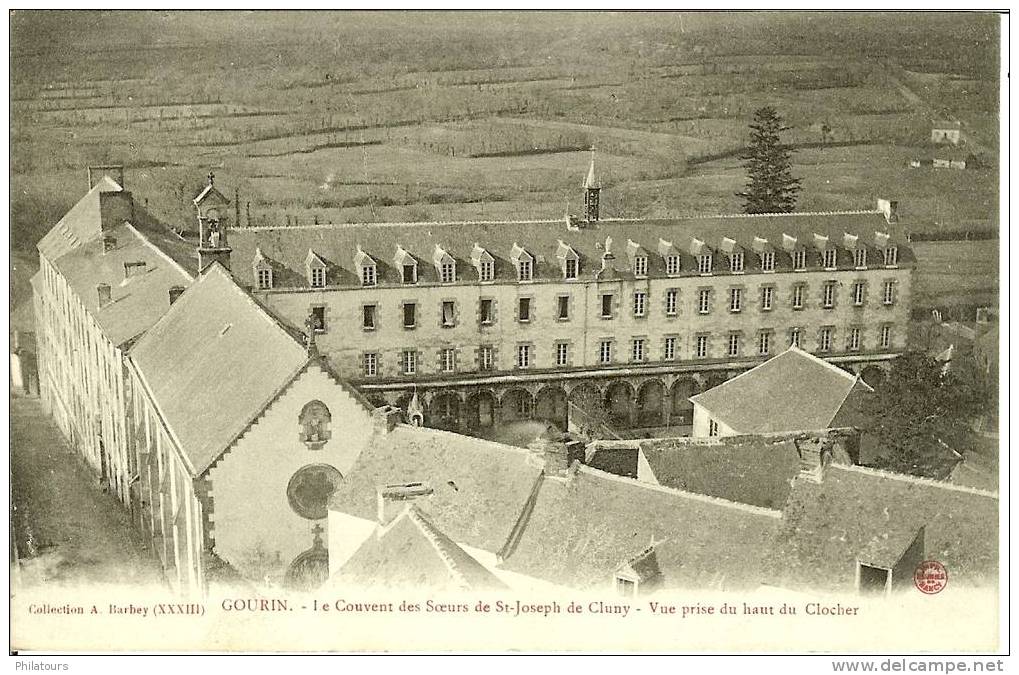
top-left (529, 428), bottom-right (582, 477)
top-left (877, 199), bottom-right (899, 224)
top-left (102, 235), bottom-right (117, 253)
top-left (168, 286), bottom-right (186, 306)
top-left (123, 261), bottom-right (147, 278)
top-left (97, 283), bottom-right (112, 307)
top-left (99, 191), bottom-right (135, 232)
top-left (371, 405), bottom-right (402, 434)
top-left (795, 436), bottom-right (833, 483)
top-left (377, 483), bottom-right (434, 528)
top-left (87, 165), bottom-right (125, 190)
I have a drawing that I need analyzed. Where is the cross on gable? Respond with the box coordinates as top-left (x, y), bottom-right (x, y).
top-left (208, 170), bottom-right (215, 186)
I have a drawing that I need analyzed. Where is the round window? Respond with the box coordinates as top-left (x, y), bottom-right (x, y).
top-left (287, 464), bottom-right (343, 520)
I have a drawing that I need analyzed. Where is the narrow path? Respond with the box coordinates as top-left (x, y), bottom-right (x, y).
top-left (10, 397), bottom-right (164, 588)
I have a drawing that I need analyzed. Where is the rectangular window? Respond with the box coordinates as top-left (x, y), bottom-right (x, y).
top-left (761, 286), bottom-right (773, 311)
top-left (790, 328), bottom-right (801, 348)
top-left (729, 288), bottom-right (742, 312)
top-left (709, 419), bottom-right (719, 437)
top-left (518, 260), bottom-right (532, 282)
top-left (854, 249), bottom-right (867, 268)
top-left (362, 265), bottom-right (377, 286)
top-left (730, 252), bottom-right (744, 273)
top-left (761, 252), bottom-right (775, 272)
top-left (362, 304), bottom-right (377, 330)
top-left (557, 296), bottom-right (570, 320)
top-left (601, 294), bottom-right (613, 318)
top-left (823, 282), bottom-right (836, 309)
top-left (664, 336), bottom-right (677, 361)
top-left (403, 302), bottom-right (417, 329)
top-left (440, 262), bottom-right (456, 283)
top-left (698, 254), bottom-right (712, 274)
top-left (853, 282), bottom-right (865, 306)
top-left (632, 338), bottom-right (645, 362)
top-left (441, 348), bottom-right (456, 373)
top-left (884, 247), bottom-right (898, 266)
top-left (793, 284), bottom-right (805, 309)
top-left (402, 350), bottom-right (417, 375)
top-left (311, 267), bottom-right (326, 288)
top-left (556, 342), bottom-right (569, 367)
top-left (793, 250), bottom-right (807, 270)
top-left (479, 260), bottom-right (494, 282)
top-left (698, 289), bottom-right (710, 314)
top-left (759, 331), bottom-right (771, 356)
top-left (517, 344), bottom-right (531, 369)
top-left (480, 298), bottom-right (494, 325)
top-left (402, 264), bottom-right (417, 284)
top-left (665, 289), bottom-right (678, 316)
top-left (257, 268), bottom-right (273, 289)
top-left (883, 280), bottom-right (895, 305)
top-left (633, 292), bottom-right (646, 317)
top-left (363, 352), bottom-right (378, 377)
top-left (819, 327), bottom-right (833, 352)
top-left (441, 301), bottom-right (455, 327)
top-left (564, 258), bottom-right (578, 280)
top-left (480, 345), bottom-right (494, 371)
top-left (881, 325), bottom-right (892, 349)
top-left (633, 256), bottom-right (648, 278)
top-left (600, 340), bottom-right (613, 364)
top-left (728, 333), bottom-right (740, 357)
top-left (519, 297), bottom-right (531, 322)
top-left (823, 249), bottom-right (837, 270)
top-left (311, 306), bottom-right (326, 332)
top-left (848, 327), bottom-right (861, 351)
top-left (666, 255), bottom-right (680, 276)
top-left (696, 335), bottom-right (708, 359)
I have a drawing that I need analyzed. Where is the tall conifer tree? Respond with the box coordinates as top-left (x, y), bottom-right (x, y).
top-left (737, 107), bottom-right (801, 214)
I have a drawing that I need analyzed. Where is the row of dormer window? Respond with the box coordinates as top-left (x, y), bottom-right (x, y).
top-left (358, 324), bottom-right (896, 377)
top-left (253, 244), bottom-right (901, 289)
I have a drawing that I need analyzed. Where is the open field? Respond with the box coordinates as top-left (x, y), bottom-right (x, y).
top-left (10, 12), bottom-right (1000, 285)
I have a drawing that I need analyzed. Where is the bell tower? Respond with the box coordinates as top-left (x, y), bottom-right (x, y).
top-left (194, 171), bottom-right (233, 272)
top-left (583, 148), bottom-right (600, 222)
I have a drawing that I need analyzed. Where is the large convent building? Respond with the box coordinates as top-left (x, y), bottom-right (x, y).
top-left (206, 158), bottom-right (913, 434)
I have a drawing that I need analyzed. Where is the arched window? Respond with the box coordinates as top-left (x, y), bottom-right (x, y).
top-left (287, 464), bottom-right (343, 520)
top-left (298, 400), bottom-right (332, 450)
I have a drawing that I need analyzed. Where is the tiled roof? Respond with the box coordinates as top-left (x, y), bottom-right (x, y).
top-left (690, 346), bottom-right (873, 433)
top-left (328, 425), bottom-right (543, 554)
top-left (128, 263), bottom-right (310, 474)
top-left (37, 176), bottom-right (124, 260)
top-left (765, 464), bottom-right (998, 593)
top-left (500, 466), bottom-right (781, 591)
top-left (334, 506), bottom-right (507, 591)
top-left (48, 222), bottom-right (193, 347)
top-left (225, 210), bottom-right (912, 289)
top-left (629, 435), bottom-right (802, 509)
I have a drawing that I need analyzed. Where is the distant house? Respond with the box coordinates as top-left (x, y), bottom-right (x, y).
top-left (688, 346), bottom-right (874, 438)
top-left (931, 120), bottom-right (962, 145)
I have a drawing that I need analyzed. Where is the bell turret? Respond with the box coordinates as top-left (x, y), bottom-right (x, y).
top-left (194, 171), bottom-right (233, 272)
top-left (583, 149), bottom-right (600, 222)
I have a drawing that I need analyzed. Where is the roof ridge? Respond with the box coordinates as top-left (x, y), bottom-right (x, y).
top-left (205, 263), bottom-right (309, 351)
top-left (407, 508), bottom-right (472, 589)
top-left (832, 463), bottom-right (999, 499)
top-left (789, 346), bottom-right (860, 384)
top-left (578, 464), bottom-right (783, 518)
top-left (397, 425), bottom-right (534, 456)
top-left (123, 221), bottom-right (194, 283)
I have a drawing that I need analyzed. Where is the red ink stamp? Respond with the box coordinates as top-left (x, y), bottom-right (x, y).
top-left (914, 560), bottom-right (948, 594)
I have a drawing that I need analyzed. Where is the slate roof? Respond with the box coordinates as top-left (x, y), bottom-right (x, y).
top-left (37, 175), bottom-right (124, 260)
top-left (765, 464), bottom-right (998, 593)
top-left (226, 210), bottom-right (912, 289)
top-left (334, 507), bottom-right (507, 591)
top-left (631, 435), bottom-right (802, 509)
top-left (499, 466), bottom-right (781, 591)
top-left (128, 263), bottom-right (310, 475)
top-left (47, 223), bottom-right (193, 347)
top-left (328, 425), bottom-right (543, 554)
top-left (690, 346), bottom-right (873, 433)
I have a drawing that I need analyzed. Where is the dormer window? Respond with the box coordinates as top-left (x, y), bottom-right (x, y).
top-left (884, 246), bottom-right (898, 266)
top-left (729, 252), bottom-right (744, 273)
top-left (434, 245), bottom-right (457, 283)
top-left (557, 240), bottom-right (580, 280)
top-left (761, 252), bottom-right (775, 272)
top-left (306, 250), bottom-right (328, 288)
top-left (518, 260), bottom-right (532, 281)
top-left (854, 248), bottom-right (867, 268)
top-left (253, 248), bottom-right (274, 290)
top-left (793, 250), bottom-right (807, 270)
top-left (402, 265), bottom-right (416, 284)
top-left (311, 268), bottom-right (326, 288)
top-left (564, 258), bottom-right (578, 280)
top-left (471, 243), bottom-right (494, 282)
top-left (511, 243), bottom-right (534, 282)
top-left (394, 246), bottom-right (418, 284)
top-left (665, 255), bottom-right (680, 276)
top-left (256, 268), bottom-right (273, 289)
top-left (822, 249), bottom-right (837, 270)
top-left (361, 264), bottom-right (377, 286)
top-left (626, 240), bottom-right (648, 278)
top-left (697, 254), bottom-right (712, 274)
top-left (633, 255), bottom-right (648, 278)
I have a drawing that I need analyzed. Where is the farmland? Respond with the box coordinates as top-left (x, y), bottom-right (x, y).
top-left (9, 11), bottom-right (1001, 311)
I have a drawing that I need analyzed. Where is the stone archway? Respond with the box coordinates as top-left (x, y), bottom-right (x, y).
top-left (501, 388), bottom-right (534, 422)
top-left (670, 378), bottom-right (698, 426)
top-left (636, 380), bottom-right (666, 428)
top-left (534, 386), bottom-right (569, 431)
top-left (703, 372), bottom-right (728, 391)
top-left (605, 381), bottom-right (636, 428)
top-left (428, 392), bottom-right (461, 431)
top-left (464, 390), bottom-right (498, 432)
top-left (861, 365), bottom-right (887, 388)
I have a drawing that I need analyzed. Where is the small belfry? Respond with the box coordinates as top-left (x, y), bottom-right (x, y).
top-left (194, 170), bottom-right (233, 271)
top-left (583, 147), bottom-right (600, 222)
